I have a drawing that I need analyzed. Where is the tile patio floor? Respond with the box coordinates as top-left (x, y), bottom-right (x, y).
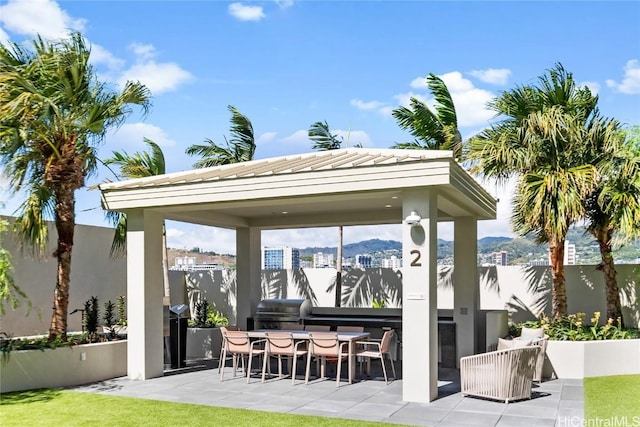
top-left (72, 359), bottom-right (584, 427)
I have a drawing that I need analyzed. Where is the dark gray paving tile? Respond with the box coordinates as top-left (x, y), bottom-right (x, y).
top-left (558, 399), bottom-right (584, 410)
top-left (440, 411), bottom-right (501, 426)
top-left (455, 398), bottom-right (508, 414)
top-left (560, 386), bottom-right (584, 401)
top-left (343, 402), bottom-right (406, 418)
top-left (390, 405), bottom-right (450, 423)
top-left (496, 415), bottom-right (556, 427)
top-left (296, 398), bottom-right (357, 413)
top-left (503, 403), bottom-right (557, 419)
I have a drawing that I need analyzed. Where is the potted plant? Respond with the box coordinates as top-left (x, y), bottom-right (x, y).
top-left (186, 300), bottom-right (228, 360)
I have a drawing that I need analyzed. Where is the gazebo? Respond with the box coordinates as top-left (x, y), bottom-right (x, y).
top-left (99, 148), bottom-right (496, 403)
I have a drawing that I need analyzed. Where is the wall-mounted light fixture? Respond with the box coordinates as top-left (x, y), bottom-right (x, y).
top-left (404, 211), bottom-right (422, 225)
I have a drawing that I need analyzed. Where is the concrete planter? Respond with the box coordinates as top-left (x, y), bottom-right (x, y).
top-left (0, 340), bottom-right (127, 393)
top-left (186, 327), bottom-right (222, 360)
top-left (544, 339), bottom-right (640, 379)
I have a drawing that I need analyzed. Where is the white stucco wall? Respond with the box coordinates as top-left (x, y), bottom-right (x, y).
top-left (1, 217), bottom-right (127, 336)
top-left (2, 217), bottom-right (639, 335)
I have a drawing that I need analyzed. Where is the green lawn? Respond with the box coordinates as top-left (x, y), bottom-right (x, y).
top-left (584, 374), bottom-right (640, 422)
top-left (0, 389), bottom-right (401, 426)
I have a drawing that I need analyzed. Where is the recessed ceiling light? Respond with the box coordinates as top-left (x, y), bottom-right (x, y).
top-left (391, 196), bottom-right (398, 199)
top-left (385, 204), bottom-right (392, 208)
top-left (282, 211), bottom-right (288, 214)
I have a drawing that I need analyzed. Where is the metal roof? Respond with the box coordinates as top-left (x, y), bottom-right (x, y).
top-left (99, 148), bottom-right (497, 228)
top-left (99, 148), bottom-right (455, 190)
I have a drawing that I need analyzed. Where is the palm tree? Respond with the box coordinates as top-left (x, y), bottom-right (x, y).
top-left (185, 105), bottom-right (255, 168)
top-left (308, 121), bottom-right (361, 307)
top-left (583, 124), bottom-right (640, 324)
top-left (0, 32), bottom-right (151, 340)
top-left (467, 63), bottom-right (600, 320)
top-left (391, 73), bottom-right (463, 160)
top-left (104, 138), bottom-right (171, 303)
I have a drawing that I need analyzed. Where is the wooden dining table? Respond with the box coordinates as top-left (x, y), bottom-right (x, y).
top-left (247, 330), bottom-right (370, 384)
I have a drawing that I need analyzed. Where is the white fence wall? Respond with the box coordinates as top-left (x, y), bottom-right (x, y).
top-left (2, 220), bottom-right (639, 335)
top-left (1, 218), bottom-right (127, 336)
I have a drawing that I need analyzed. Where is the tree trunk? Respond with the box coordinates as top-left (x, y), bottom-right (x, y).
top-left (334, 226), bottom-right (343, 307)
top-left (49, 190), bottom-right (75, 341)
top-left (549, 238), bottom-right (568, 320)
top-left (595, 226), bottom-right (624, 326)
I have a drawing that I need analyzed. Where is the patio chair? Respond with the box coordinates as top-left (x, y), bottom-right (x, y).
top-left (217, 325), bottom-right (238, 373)
top-left (305, 332), bottom-right (349, 387)
top-left (219, 330), bottom-right (266, 383)
top-left (512, 327), bottom-right (548, 382)
top-left (261, 332), bottom-right (308, 385)
top-left (355, 329), bottom-right (396, 384)
top-left (460, 346), bottom-right (540, 403)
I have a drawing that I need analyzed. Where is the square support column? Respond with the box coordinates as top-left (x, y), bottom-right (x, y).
top-left (236, 227), bottom-right (262, 330)
top-left (126, 209), bottom-right (164, 380)
top-left (402, 190), bottom-right (438, 403)
top-left (453, 217), bottom-right (478, 365)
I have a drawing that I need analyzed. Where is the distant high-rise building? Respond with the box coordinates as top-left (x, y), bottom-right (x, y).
top-left (382, 255), bottom-right (402, 269)
top-left (529, 259), bottom-right (550, 266)
top-left (355, 254), bottom-right (372, 269)
top-left (313, 252), bottom-right (334, 268)
top-left (565, 242), bottom-right (576, 265)
top-left (171, 256), bottom-right (221, 271)
top-left (493, 251), bottom-right (508, 266)
top-left (262, 246), bottom-right (300, 270)
top-left (547, 241), bottom-right (577, 265)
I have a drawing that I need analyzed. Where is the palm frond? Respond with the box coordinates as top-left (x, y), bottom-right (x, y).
top-left (309, 120), bottom-right (343, 151)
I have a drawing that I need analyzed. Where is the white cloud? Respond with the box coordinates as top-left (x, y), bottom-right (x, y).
top-left (410, 76), bottom-right (429, 90)
top-left (0, 26), bottom-right (9, 45)
top-left (378, 106), bottom-right (394, 118)
top-left (394, 71), bottom-right (494, 128)
top-left (393, 91), bottom-right (428, 108)
top-left (579, 81), bottom-right (600, 95)
top-left (468, 68), bottom-right (511, 85)
top-left (228, 3), bottom-right (266, 21)
top-left (0, 0), bottom-right (85, 40)
top-left (439, 71), bottom-right (475, 92)
top-left (281, 130), bottom-right (309, 144)
top-left (90, 43), bottom-right (125, 71)
top-left (274, 0), bottom-right (294, 9)
top-left (350, 99), bottom-right (385, 110)
top-left (107, 122), bottom-right (177, 148)
top-left (334, 130), bottom-right (371, 147)
top-left (129, 42), bottom-right (156, 61)
top-left (257, 131), bottom-right (278, 143)
top-left (166, 223), bottom-right (237, 254)
top-left (606, 59), bottom-right (640, 95)
top-left (115, 42), bottom-right (193, 95)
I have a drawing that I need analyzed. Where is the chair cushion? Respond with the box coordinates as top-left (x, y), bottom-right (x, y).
top-left (497, 337), bottom-right (532, 350)
top-left (520, 327), bottom-right (544, 340)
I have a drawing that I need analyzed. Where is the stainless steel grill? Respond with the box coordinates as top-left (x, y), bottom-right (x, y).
top-left (254, 299), bottom-right (312, 329)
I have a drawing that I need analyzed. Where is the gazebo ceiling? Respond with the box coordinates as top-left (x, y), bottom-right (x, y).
top-left (99, 148), bottom-right (497, 229)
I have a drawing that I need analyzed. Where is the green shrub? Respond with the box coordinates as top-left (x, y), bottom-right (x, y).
top-left (510, 312), bottom-right (639, 341)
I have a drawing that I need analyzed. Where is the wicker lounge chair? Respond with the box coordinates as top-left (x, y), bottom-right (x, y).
top-left (460, 346), bottom-right (540, 403)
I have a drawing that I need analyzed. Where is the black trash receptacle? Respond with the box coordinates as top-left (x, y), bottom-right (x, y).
top-left (169, 317), bottom-right (188, 368)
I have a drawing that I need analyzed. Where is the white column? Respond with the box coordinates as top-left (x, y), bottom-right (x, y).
top-left (126, 209), bottom-right (164, 380)
top-left (236, 227), bottom-right (262, 330)
top-left (453, 217), bottom-right (478, 364)
top-left (402, 190), bottom-right (438, 402)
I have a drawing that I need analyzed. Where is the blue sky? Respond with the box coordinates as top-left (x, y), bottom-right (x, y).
top-left (1, 0), bottom-right (639, 254)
